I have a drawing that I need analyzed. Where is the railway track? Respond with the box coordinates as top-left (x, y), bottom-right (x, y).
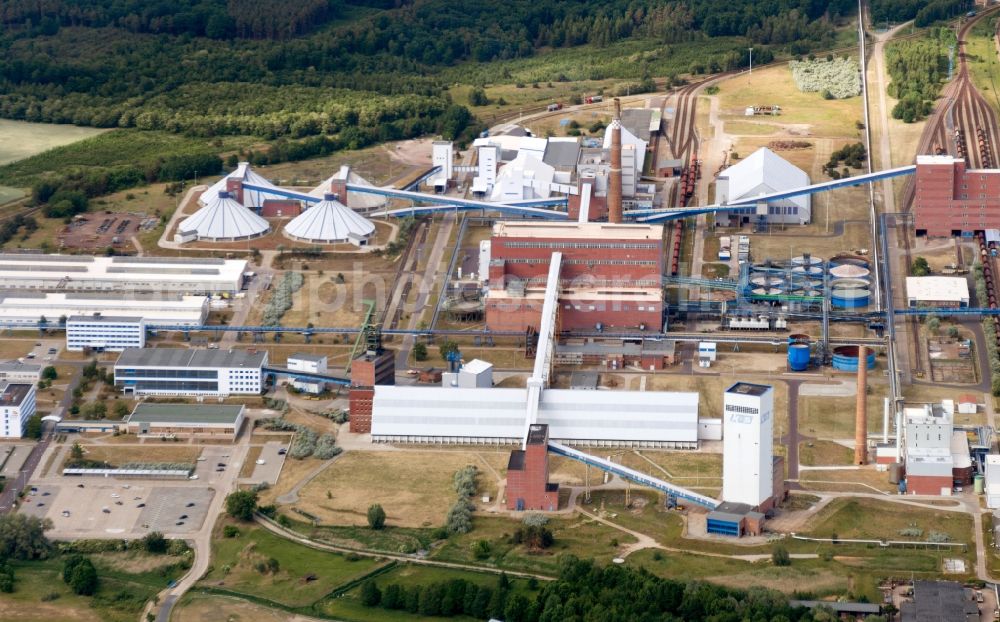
top-left (901, 8), bottom-right (1000, 209)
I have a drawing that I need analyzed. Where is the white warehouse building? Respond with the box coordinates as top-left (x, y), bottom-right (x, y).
top-left (371, 385), bottom-right (700, 447)
top-left (0, 255), bottom-right (247, 295)
top-left (66, 315), bottom-right (145, 352)
top-left (114, 348), bottom-right (268, 397)
top-left (0, 292), bottom-right (209, 326)
top-left (715, 147), bottom-right (811, 226)
top-left (0, 382), bottom-right (36, 438)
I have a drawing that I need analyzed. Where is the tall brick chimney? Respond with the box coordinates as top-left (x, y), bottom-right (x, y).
top-left (855, 346), bottom-right (868, 465)
top-left (608, 97), bottom-right (623, 224)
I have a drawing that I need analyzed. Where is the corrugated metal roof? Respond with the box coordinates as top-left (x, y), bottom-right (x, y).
top-left (116, 348), bottom-right (266, 369)
top-left (179, 192), bottom-right (270, 241)
top-left (309, 165), bottom-right (386, 210)
top-left (284, 196), bottom-right (375, 243)
top-left (127, 403), bottom-right (244, 425)
top-left (200, 162), bottom-right (282, 208)
top-left (718, 147), bottom-right (810, 210)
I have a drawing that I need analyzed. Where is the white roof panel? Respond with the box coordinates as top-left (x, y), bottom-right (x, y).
top-left (371, 385), bottom-right (699, 443)
top-left (284, 195), bottom-right (375, 243)
top-left (201, 162), bottom-right (284, 208)
top-left (309, 165), bottom-right (387, 210)
top-left (718, 147), bottom-right (810, 210)
top-left (179, 192), bottom-right (270, 241)
top-left (905, 276), bottom-right (970, 303)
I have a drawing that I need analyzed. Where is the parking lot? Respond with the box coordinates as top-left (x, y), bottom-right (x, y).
top-left (248, 441), bottom-right (288, 485)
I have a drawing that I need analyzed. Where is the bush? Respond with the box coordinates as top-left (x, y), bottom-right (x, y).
top-left (289, 427), bottom-right (318, 459)
top-left (367, 503), bottom-right (387, 530)
top-left (522, 513), bottom-right (549, 528)
top-left (789, 57), bottom-right (861, 99)
top-left (453, 465), bottom-right (478, 498)
top-left (142, 531), bottom-right (168, 554)
top-left (472, 539), bottom-right (491, 560)
top-left (223, 525), bottom-right (240, 538)
top-left (63, 555), bottom-right (99, 595)
top-left (361, 581), bottom-right (382, 607)
top-left (911, 256), bottom-right (930, 276)
top-left (224, 490), bottom-right (258, 521)
top-left (413, 342), bottom-right (428, 361)
top-left (0, 558), bottom-right (13, 593)
top-left (446, 498), bottom-right (473, 534)
top-left (313, 434), bottom-right (342, 460)
top-left (771, 545), bottom-right (791, 567)
top-left (0, 514), bottom-right (53, 560)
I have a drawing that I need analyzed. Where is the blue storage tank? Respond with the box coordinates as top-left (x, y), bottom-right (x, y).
top-left (831, 287), bottom-right (870, 309)
top-left (831, 345), bottom-right (876, 371)
top-left (788, 343), bottom-right (811, 371)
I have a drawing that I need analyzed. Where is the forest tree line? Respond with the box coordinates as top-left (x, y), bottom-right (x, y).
top-left (870, 0), bottom-right (971, 27)
top-left (359, 556), bottom-right (884, 622)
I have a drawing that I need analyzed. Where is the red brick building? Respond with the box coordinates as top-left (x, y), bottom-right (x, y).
top-left (348, 348), bottom-right (395, 434)
top-left (913, 154), bottom-right (1000, 236)
top-left (506, 424), bottom-right (559, 511)
top-left (485, 221), bottom-right (665, 333)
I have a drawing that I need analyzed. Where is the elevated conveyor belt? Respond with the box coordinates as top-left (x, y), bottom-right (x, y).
top-left (548, 442), bottom-right (719, 509)
top-left (242, 182), bottom-right (569, 217)
top-left (631, 165), bottom-right (917, 222)
top-left (525, 252), bottom-right (562, 446)
top-left (262, 366), bottom-right (351, 385)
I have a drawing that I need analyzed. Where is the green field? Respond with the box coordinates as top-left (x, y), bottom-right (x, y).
top-left (1, 550), bottom-right (187, 622)
top-left (0, 119), bottom-right (107, 167)
top-left (199, 522), bottom-right (385, 608)
top-left (0, 130), bottom-right (256, 188)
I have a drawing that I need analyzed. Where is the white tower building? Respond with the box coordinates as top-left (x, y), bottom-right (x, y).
top-left (431, 141), bottom-right (454, 191)
top-left (722, 382), bottom-right (774, 508)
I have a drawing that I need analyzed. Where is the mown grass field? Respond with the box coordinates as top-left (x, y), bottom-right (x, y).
top-left (0, 119), bottom-right (107, 167)
top-left (294, 450), bottom-right (508, 528)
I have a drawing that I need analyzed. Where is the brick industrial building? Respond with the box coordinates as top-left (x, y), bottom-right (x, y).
top-left (485, 221), bottom-right (665, 333)
top-left (506, 424), bottom-right (559, 511)
top-left (348, 332), bottom-right (395, 434)
top-left (913, 154), bottom-right (1000, 236)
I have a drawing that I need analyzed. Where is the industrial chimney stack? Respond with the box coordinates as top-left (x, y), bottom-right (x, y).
top-left (854, 346), bottom-right (868, 465)
top-left (608, 98), bottom-right (623, 224)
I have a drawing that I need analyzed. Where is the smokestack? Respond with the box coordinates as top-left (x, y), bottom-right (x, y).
top-left (855, 346), bottom-right (868, 465)
top-left (608, 98), bottom-right (623, 224)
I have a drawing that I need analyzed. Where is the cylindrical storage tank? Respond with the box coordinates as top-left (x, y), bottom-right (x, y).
top-left (975, 474), bottom-right (985, 494)
top-left (830, 277), bottom-right (870, 289)
top-left (788, 343), bottom-right (810, 371)
top-left (829, 264), bottom-right (871, 279)
top-left (831, 287), bottom-right (870, 309)
top-left (829, 254), bottom-right (870, 268)
top-left (788, 333), bottom-right (810, 346)
top-left (832, 345), bottom-right (876, 371)
top-left (888, 462), bottom-right (903, 484)
top-left (792, 254), bottom-right (823, 267)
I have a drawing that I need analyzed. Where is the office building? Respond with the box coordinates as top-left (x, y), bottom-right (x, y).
top-left (114, 348), bottom-right (267, 397)
top-left (0, 382), bottom-right (36, 438)
top-left (66, 315), bottom-right (145, 352)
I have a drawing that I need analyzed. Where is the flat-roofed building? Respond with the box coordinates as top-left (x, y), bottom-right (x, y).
top-left (370, 385), bottom-right (699, 447)
top-left (287, 353), bottom-right (328, 394)
top-left (125, 403), bottom-right (245, 440)
top-left (66, 315), bottom-right (145, 352)
top-left (486, 221), bottom-right (665, 333)
top-left (0, 292), bottom-right (209, 327)
top-left (0, 255), bottom-right (247, 294)
top-left (114, 348), bottom-right (267, 397)
top-left (0, 382), bottom-right (36, 438)
top-left (906, 276), bottom-right (970, 308)
top-left (0, 360), bottom-right (41, 383)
